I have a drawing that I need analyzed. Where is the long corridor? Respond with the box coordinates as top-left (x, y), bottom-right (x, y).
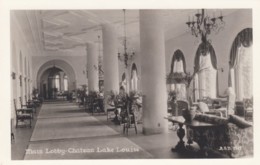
top-left (13, 101), bottom-right (182, 160)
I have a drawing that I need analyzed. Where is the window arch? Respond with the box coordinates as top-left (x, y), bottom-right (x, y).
top-left (229, 28), bottom-right (253, 101)
top-left (193, 41), bottom-right (218, 101)
top-left (168, 50), bottom-right (187, 100)
top-left (130, 63), bottom-right (138, 91)
top-left (170, 49), bottom-right (186, 73)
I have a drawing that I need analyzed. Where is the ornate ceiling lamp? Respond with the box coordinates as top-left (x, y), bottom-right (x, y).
top-left (186, 9), bottom-right (225, 44)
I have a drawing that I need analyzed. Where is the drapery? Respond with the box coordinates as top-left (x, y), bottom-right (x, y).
top-left (231, 45), bottom-right (252, 100)
top-left (173, 60), bottom-right (184, 73)
top-left (193, 42), bottom-right (217, 100)
top-left (193, 73), bottom-right (200, 102)
top-left (169, 50), bottom-right (187, 100)
top-left (131, 69), bottom-right (138, 91)
top-left (130, 64), bottom-right (138, 91)
top-left (198, 52), bottom-right (217, 99)
top-left (229, 28), bottom-right (253, 101)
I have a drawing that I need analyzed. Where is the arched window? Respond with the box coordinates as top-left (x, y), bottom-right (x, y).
top-left (130, 63), bottom-right (138, 91)
top-left (55, 74), bottom-right (60, 91)
top-left (193, 42), bottom-right (218, 101)
top-left (64, 75), bottom-right (68, 91)
top-left (229, 28), bottom-right (253, 101)
top-left (168, 50), bottom-right (187, 100)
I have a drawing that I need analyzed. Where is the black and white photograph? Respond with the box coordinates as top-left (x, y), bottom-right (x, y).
top-left (0, 0), bottom-right (259, 163)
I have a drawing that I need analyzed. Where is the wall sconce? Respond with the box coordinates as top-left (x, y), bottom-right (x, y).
top-left (11, 72), bottom-right (16, 79)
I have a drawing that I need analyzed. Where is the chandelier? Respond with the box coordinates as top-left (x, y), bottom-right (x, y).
top-left (186, 9), bottom-right (225, 43)
top-left (118, 9), bottom-right (135, 68)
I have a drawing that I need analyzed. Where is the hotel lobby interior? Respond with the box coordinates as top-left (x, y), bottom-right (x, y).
top-left (9, 9), bottom-right (253, 159)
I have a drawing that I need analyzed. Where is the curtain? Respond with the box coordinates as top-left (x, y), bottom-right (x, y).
top-left (229, 28), bottom-right (253, 101)
top-left (173, 60), bottom-right (184, 73)
top-left (172, 59), bottom-right (187, 100)
top-left (131, 70), bottom-right (138, 91)
top-left (198, 53), bottom-right (217, 99)
top-left (193, 42), bottom-right (217, 100)
top-left (233, 45), bottom-right (252, 100)
top-left (193, 73), bottom-right (199, 102)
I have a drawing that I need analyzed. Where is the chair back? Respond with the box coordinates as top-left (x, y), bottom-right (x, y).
top-left (25, 95), bottom-right (27, 102)
top-left (19, 97), bottom-right (23, 107)
top-left (244, 98), bottom-right (253, 109)
top-left (176, 100), bottom-right (189, 116)
top-left (235, 101), bottom-right (244, 116)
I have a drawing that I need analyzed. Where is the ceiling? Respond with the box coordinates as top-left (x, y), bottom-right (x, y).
top-left (11, 9), bottom-right (238, 56)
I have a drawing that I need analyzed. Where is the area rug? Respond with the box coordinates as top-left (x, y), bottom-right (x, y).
top-left (30, 102), bottom-right (119, 141)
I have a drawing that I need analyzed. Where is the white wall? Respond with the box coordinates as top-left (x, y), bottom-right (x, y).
top-left (11, 13), bottom-right (34, 120)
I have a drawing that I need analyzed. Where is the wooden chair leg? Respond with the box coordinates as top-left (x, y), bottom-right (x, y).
top-left (134, 122), bottom-right (137, 134)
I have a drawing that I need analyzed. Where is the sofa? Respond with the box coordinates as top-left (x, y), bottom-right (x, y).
top-left (186, 113), bottom-right (253, 158)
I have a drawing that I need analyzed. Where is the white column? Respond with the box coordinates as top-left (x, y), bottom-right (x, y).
top-left (102, 24), bottom-right (119, 93)
top-left (140, 10), bottom-right (168, 134)
top-left (87, 43), bottom-right (99, 91)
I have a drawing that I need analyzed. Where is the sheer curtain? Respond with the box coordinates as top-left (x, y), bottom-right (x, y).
top-left (231, 45), bottom-right (252, 100)
top-left (131, 69), bottom-right (138, 91)
top-left (229, 28), bottom-right (253, 101)
top-left (198, 53), bottom-right (217, 99)
top-left (172, 60), bottom-right (187, 100)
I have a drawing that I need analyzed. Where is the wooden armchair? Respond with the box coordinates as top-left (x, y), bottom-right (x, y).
top-left (19, 97), bottom-right (28, 108)
top-left (122, 100), bottom-right (137, 135)
top-left (176, 100), bottom-right (189, 115)
top-left (20, 97), bottom-right (35, 117)
top-left (14, 99), bottom-right (32, 128)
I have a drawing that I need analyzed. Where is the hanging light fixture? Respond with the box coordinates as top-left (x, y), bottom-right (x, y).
top-left (118, 9), bottom-right (135, 68)
top-left (186, 9), bottom-right (225, 43)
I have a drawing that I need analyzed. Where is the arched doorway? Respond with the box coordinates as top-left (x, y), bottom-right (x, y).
top-left (36, 59), bottom-right (76, 100)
